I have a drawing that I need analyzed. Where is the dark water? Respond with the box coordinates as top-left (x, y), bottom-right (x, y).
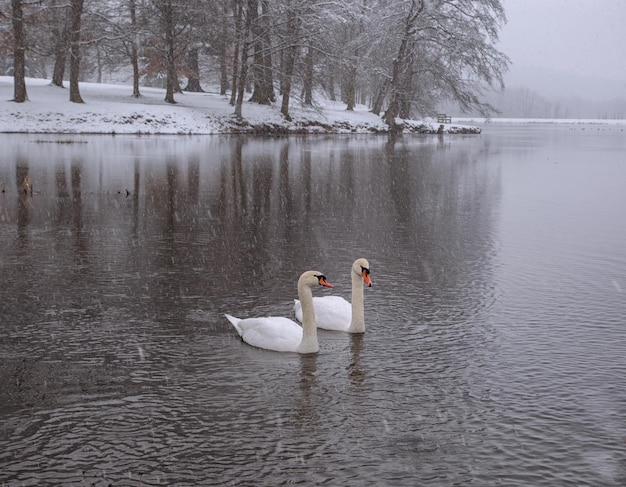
top-left (1, 126), bottom-right (625, 486)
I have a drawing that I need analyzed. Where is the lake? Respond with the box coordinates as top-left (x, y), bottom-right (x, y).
top-left (1, 125), bottom-right (625, 486)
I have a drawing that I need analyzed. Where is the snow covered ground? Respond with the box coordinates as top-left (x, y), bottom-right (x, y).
top-left (3, 77), bottom-right (622, 135)
top-left (0, 76), bottom-right (480, 135)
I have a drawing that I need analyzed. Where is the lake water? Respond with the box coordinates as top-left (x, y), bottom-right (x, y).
top-left (1, 125), bottom-right (625, 486)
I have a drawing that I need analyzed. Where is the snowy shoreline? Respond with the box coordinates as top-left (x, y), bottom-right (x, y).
top-left (3, 77), bottom-right (624, 136)
top-left (1, 77), bottom-right (482, 135)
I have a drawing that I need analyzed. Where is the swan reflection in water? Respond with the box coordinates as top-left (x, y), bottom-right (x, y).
top-left (347, 333), bottom-right (365, 389)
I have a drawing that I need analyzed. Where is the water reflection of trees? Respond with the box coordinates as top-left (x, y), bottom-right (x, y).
top-left (15, 162), bottom-right (32, 250)
top-left (380, 136), bottom-right (500, 327)
top-left (0, 136), bottom-right (500, 332)
top-left (212, 138), bottom-right (319, 305)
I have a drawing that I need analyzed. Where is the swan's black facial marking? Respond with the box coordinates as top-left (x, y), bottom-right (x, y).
top-left (360, 265), bottom-right (372, 287)
top-left (315, 274), bottom-right (334, 288)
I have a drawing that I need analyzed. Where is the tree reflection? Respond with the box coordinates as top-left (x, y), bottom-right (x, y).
top-left (16, 162), bottom-right (31, 251)
top-left (71, 160), bottom-right (88, 260)
top-left (0, 135), bottom-right (500, 341)
top-left (347, 333), bottom-right (365, 391)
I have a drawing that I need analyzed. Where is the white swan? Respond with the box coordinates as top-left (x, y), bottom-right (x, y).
top-left (294, 258), bottom-right (372, 333)
top-left (225, 270), bottom-right (334, 354)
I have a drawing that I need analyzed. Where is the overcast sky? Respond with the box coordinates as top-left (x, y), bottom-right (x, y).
top-left (497, 0), bottom-right (626, 82)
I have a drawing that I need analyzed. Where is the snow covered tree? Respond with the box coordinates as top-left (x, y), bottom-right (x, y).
top-left (157, 0), bottom-right (177, 103)
top-left (277, 0), bottom-right (299, 119)
top-left (0, 0), bottom-right (509, 121)
top-left (183, 46), bottom-right (203, 92)
top-left (381, 0), bottom-right (509, 129)
top-left (11, 0), bottom-right (28, 102)
top-left (68, 0), bottom-right (85, 103)
top-left (127, 0), bottom-right (141, 97)
top-left (248, 0), bottom-right (274, 104)
top-left (88, 0), bottom-right (147, 97)
top-left (145, 0), bottom-right (195, 103)
top-left (48, 0), bottom-right (71, 87)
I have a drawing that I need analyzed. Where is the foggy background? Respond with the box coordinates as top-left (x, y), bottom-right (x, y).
top-left (476, 0), bottom-right (626, 118)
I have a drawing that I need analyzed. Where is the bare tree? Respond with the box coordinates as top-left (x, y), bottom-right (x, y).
top-left (301, 43), bottom-right (313, 106)
top-left (383, 0), bottom-right (426, 128)
top-left (161, 0), bottom-right (177, 103)
top-left (234, 0), bottom-right (254, 118)
top-left (183, 47), bottom-right (203, 92)
top-left (88, 0), bottom-right (146, 96)
top-left (50, 0), bottom-right (71, 87)
top-left (382, 0), bottom-right (509, 128)
top-left (229, 0), bottom-right (243, 106)
top-left (279, 3), bottom-right (299, 120)
top-left (314, 1), bottom-right (368, 112)
top-left (11, 0), bottom-right (28, 102)
top-left (217, 1), bottom-right (230, 95)
top-left (68, 0), bottom-right (85, 103)
top-left (148, 0), bottom-right (194, 103)
top-left (0, 0), bottom-right (511, 124)
top-left (248, 0), bottom-right (275, 104)
top-left (126, 0), bottom-right (142, 97)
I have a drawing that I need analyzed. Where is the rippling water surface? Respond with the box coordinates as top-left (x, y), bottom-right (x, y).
top-left (1, 126), bottom-right (625, 485)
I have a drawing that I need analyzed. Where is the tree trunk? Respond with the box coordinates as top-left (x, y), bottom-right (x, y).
top-left (51, 3), bottom-right (70, 88)
top-left (235, 0), bottom-right (256, 117)
top-left (280, 45), bottom-right (296, 120)
top-left (344, 67), bottom-right (356, 111)
top-left (11, 0), bottom-right (28, 102)
top-left (51, 40), bottom-right (67, 88)
top-left (248, 0), bottom-right (275, 105)
top-left (260, 0), bottom-right (275, 102)
top-left (371, 79), bottom-right (389, 116)
top-left (163, 0), bottom-right (177, 104)
top-left (302, 45), bottom-right (314, 106)
top-left (383, 0), bottom-right (424, 129)
top-left (95, 43), bottom-right (103, 83)
top-left (234, 40), bottom-right (249, 118)
top-left (327, 71), bottom-right (336, 101)
top-left (280, 8), bottom-right (299, 120)
top-left (384, 58), bottom-right (402, 128)
top-left (68, 0), bottom-right (85, 104)
top-left (184, 47), bottom-right (204, 92)
top-left (219, 20), bottom-right (229, 96)
top-left (230, 0), bottom-right (243, 106)
top-left (129, 0), bottom-right (140, 97)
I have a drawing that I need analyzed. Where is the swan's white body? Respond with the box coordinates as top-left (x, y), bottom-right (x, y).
top-left (225, 270), bottom-right (333, 354)
top-left (294, 258), bottom-right (371, 333)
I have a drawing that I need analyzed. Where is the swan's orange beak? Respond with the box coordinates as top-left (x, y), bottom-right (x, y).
top-left (362, 269), bottom-right (372, 287)
top-left (319, 276), bottom-right (334, 288)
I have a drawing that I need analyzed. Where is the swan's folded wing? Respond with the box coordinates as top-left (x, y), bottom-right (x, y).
top-left (312, 296), bottom-right (352, 331)
top-left (294, 299), bottom-right (303, 322)
top-left (238, 317), bottom-right (303, 352)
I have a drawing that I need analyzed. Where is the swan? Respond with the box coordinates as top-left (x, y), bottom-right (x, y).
top-left (225, 270), bottom-right (334, 354)
top-left (294, 258), bottom-right (372, 333)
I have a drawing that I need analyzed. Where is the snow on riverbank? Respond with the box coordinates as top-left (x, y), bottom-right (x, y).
top-left (5, 77), bottom-right (622, 135)
top-left (1, 76), bottom-right (480, 135)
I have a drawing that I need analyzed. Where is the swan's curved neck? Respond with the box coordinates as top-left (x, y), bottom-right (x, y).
top-left (348, 270), bottom-right (365, 333)
top-left (297, 283), bottom-right (319, 353)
